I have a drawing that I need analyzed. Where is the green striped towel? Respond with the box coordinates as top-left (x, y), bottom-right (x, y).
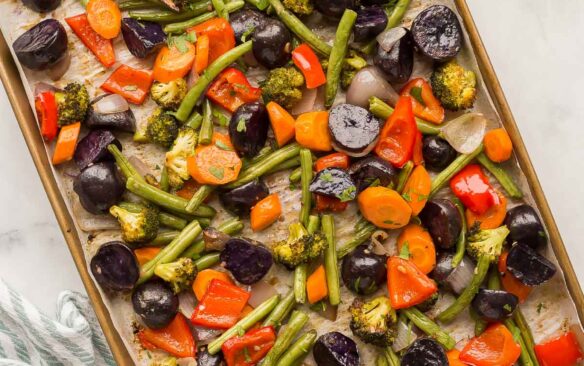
top-left (0, 279), bottom-right (115, 366)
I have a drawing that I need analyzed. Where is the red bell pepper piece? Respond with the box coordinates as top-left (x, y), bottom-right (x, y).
top-left (137, 313), bottom-right (196, 358)
top-left (387, 256), bottom-right (437, 309)
top-left (412, 131), bottom-right (424, 166)
top-left (65, 13), bottom-right (115, 68)
top-left (450, 164), bottom-right (498, 215)
top-left (315, 152), bottom-right (349, 172)
top-left (400, 78), bottom-right (445, 124)
top-left (206, 67), bottom-right (261, 113)
top-left (34, 91), bottom-right (58, 141)
top-left (460, 323), bottom-right (521, 366)
top-left (190, 18), bottom-right (235, 64)
top-left (101, 64), bottom-right (154, 105)
top-left (315, 194), bottom-right (348, 212)
top-left (535, 331), bottom-right (583, 366)
top-left (190, 279), bottom-right (250, 329)
top-left (221, 326), bottom-right (276, 366)
top-left (375, 96), bottom-right (418, 168)
top-left (292, 44), bottom-right (326, 89)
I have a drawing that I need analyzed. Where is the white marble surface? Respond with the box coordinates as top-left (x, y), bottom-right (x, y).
top-left (0, 0), bottom-right (582, 316)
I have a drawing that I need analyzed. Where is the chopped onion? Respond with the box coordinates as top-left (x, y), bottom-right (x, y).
top-left (441, 113), bottom-right (487, 154)
top-left (72, 198), bottom-right (119, 232)
top-left (93, 94), bottom-right (129, 115)
top-left (377, 27), bottom-right (407, 52)
top-left (392, 319), bottom-right (419, 352)
top-left (370, 230), bottom-right (389, 255)
top-left (178, 291), bottom-right (197, 317)
top-left (203, 227), bottom-right (230, 252)
top-left (187, 67), bottom-right (199, 89)
top-left (34, 82), bottom-right (57, 96)
top-left (128, 155), bottom-right (153, 178)
top-left (193, 326), bottom-right (222, 345)
top-left (446, 255), bottom-right (475, 295)
top-left (290, 87), bottom-right (318, 116)
top-left (248, 281), bottom-right (278, 308)
top-left (346, 66), bottom-right (399, 108)
top-left (47, 51), bottom-right (71, 81)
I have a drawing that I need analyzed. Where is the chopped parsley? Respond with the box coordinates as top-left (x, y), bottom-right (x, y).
top-left (236, 117), bottom-right (247, 132)
top-left (212, 107), bottom-right (229, 127)
top-left (167, 32), bottom-right (196, 54)
top-left (337, 186), bottom-right (356, 202)
top-left (399, 241), bottom-right (410, 259)
top-left (215, 140), bottom-right (233, 151)
top-left (410, 86), bottom-right (426, 106)
top-left (209, 166), bottom-right (225, 180)
top-left (321, 172), bottom-right (333, 182)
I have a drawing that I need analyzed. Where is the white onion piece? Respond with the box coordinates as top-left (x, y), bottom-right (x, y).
top-left (290, 87), bottom-right (318, 116)
top-left (34, 82), bottom-right (57, 96)
top-left (377, 27), bottom-right (407, 52)
top-left (128, 155), bottom-right (153, 178)
top-left (331, 140), bottom-right (377, 158)
top-left (313, 86), bottom-right (326, 111)
top-left (447, 255), bottom-right (475, 295)
top-left (392, 320), bottom-right (418, 352)
top-left (187, 67), bottom-right (199, 89)
top-left (193, 326), bottom-right (222, 345)
top-left (176, 357), bottom-right (196, 366)
top-left (178, 291), bottom-right (197, 317)
top-left (47, 51), bottom-right (71, 81)
top-left (72, 199), bottom-right (119, 232)
top-left (441, 113), bottom-right (487, 154)
top-left (248, 281), bottom-right (278, 308)
top-left (93, 94), bottom-right (129, 115)
top-left (370, 230), bottom-right (389, 255)
top-left (346, 66), bottom-right (399, 108)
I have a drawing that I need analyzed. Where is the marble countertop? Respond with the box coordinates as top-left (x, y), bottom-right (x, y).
top-left (0, 0), bottom-right (583, 316)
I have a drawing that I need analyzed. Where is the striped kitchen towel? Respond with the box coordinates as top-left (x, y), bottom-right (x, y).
top-left (0, 279), bottom-right (115, 366)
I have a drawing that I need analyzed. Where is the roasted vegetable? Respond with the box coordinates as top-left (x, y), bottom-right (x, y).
top-left (430, 60), bottom-right (477, 111)
top-left (283, 0), bottom-right (313, 15)
top-left (419, 199), bottom-right (462, 250)
top-left (219, 180), bottom-right (269, 215)
top-left (506, 242), bottom-right (556, 286)
top-left (55, 82), bottom-right (90, 126)
top-left (85, 94), bottom-right (136, 132)
top-left (228, 102), bottom-right (269, 158)
top-left (252, 18), bottom-right (292, 69)
top-left (150, 78), bottom-right (187, 110)
top-left (341, 244), bottom-right (387, 295)
top-left (146, 108), bottom-right (180, 148)
top-left (154, 257), bottom-right (198, 294)
top-left (12, 19), bottom-right (68, 70)
top-left (466, 226), bottom-right (509, 262)
top-left (313, 331), bottom-right (360, 366)
top-left (349, 296), bottom-right (397, 347)
top-left (339, 52), bottom-right (368, 90)
top-left (328, 103), bottom-right (380, 156)
top-left (74, 129), bottom-right (121, 170)
top-left (354, 6), bottom-right (387, 43)
top-left (121, 18), bottom-right (166, 59)
top-left (261, 67), bottom-right (305, 110)
top-left (220, 238), bottom-right (273, 284)
top-left (132, 280), bottom-right (178, 329)
top-left (374, 27), bottom-right (414, 84)
top-left (109, 202), bottom-right (160, 244)
top-left (90, 241), bottom-right (139, 292)
top-left (504, 204), bottom-right (547, 249)
top-left (411, 5), bottom-right (462, 61)
top-left (471, 289), bottom-right (518, 322)
top-left (401, 338), bottom-right (448, 366)
top-left (165, 127), bottom-right (197, 189)
top-left (74, 162), bottom-right (124, 214)
top-left (272, 222), bottom-right (327, 269)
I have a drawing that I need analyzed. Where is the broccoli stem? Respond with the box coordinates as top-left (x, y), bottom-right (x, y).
top-left (294, 215), bottom-right (320, 304)
top-left (159, 211), bottom-right (187, 230)
top-left (211, 0), bottom-right (229, 19)
top-left (261, 310), bottom-right (309, 366)
top-left (476, 153), bottom-right (523, 199)
top-left (198, 99), bottom-right (214, 145)
top-left (176, 41), bottom-right (253, 122)
top-left (223, 143), bottom-right (301, 188)
top-left (207, 294), bottom-right (280, 355)
top-left (430, 144), bottom-right (484, 198)
top-left (276, 330), bottom-right (317, 366)
top-left (185, 111), bottom-right (203, 130)
top-left (194, 252), bottom-right (220, 270)
top-left (129, 0), bottom-right (213, 22)
top-left (337, 222), bottom-right (377, 258)
top-left (107, 145), bottom-right (145, 182)
top-left (244, 0), bottom-right (269, 10)
top-left (262, 290), bottom-right (296, 328)
top-left (395, 161), bottom-right (414, 193)
top-left (361, 0), bottom-right (412, 54)
top-left (139, 220), bottom-right (202, 284)
top-left (299, 149), bottom-right (313, 227)
top-left (325, 9), bottom-right (358, 107)
top-left (151, 230), bottom-right (180, 246)
top-left (401, 307), bottom-right (456, 350)
top-left (164, 0), bottom-right (245, 33)
top-left (383, 347), bottom-right (401, 366)
top-left (451, 198), bottom-right (467, 268)
top-left (289, 167), bottom-right (302, 183)
top-left (181, 217), bottom-right (243, 258)
top-left (265, 156), bottom-right (301, 175)
top-left (160, 167), bottom-right (170, 192)
top-left (436, 255), bottom-right (491, 323)
top-left (322, 215), bottom-right (341, 306)
top-left (185, 185), bottom-right (215, 214)
top-left (268, 0), bottom-right (332, 56)
top-left (369, 97), bottom-right (441, 135)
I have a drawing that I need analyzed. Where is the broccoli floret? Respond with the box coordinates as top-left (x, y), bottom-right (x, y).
top-left (165, 127), bottom-right (197, 189)
top-left (150, 79), bottom-right (187, 110)
top-left (283, 0), bottom-right (313, 15)
top-left (466, 225), bottom-right (510, 263)
top-left (350, 296), bottom-right (397, 347)
top-left (261, 67), bottom-right (305, 110)
top-left (430, 60), bottom-right (477, 111)
top-left (109, 202), bottom-right (160, 244)
top-left (417, 291), bottom-right (439, 312)
top-left (149, 357), bottom-right (177, 366)
top-left (154, 257), bottom-right (197, 294)
top-left (341, 52), bottom-right (368, 90)
top-left (54, 82), bottom-right (90, 126)
top-left (272, 222), bottom-right (327, 269)
top-left (146, 108), bottom-right (180, 148)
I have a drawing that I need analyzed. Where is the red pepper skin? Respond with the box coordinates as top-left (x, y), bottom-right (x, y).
top-left (375, 96), bottom-right (418, 168)
top-left (206, 68), bottom-right (262, 113)
top-left (34, 91), bottom-right (58, 141)
top-left (137, 313), bottom-right (196, 358)
top-left (400, 78), bottom-right (445, 124)
top-left (190, 279), bottom-right (250, 329)
top-left (101, 64), bottom-right (154, 104)
top-left (190, 18), bottom-right (235, 64)
top-left (450, 164), bottom-right (497, 215)
top-left (65, 13), bottom-right (115, 68)
top-left (222, 326), bottom-right (276, 366)
top-left (315, 152), bottom-right (349, 172)
top-left (292, 44), bottom-right (326, 89)
top-left (535, 331), bottom-right (583, 366)
top-left (412, 131), bottom-right (424, 166)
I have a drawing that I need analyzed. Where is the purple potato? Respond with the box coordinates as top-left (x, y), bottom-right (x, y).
top-left (74, 162), bottom-right (125, 214)
top-left (354, 6), bottom-right (387, 43)
top-left (252, 18), bottom-right (291, 69)
top-left (220, 238), bottom-right (272, 284)
top-left (506, 243), bottom-right (556, 286)
top-left (13, 19), bottom-right (68, 70)
top-left (341, 244), bottom-right (386, 295)
top-left (401, 338), bottom-right (448, 366)
top-left (422, 135), bottom-right (457, 171)
top-left (22, 0), bottom-right (61, 12)
top-left (349, 156), bottom-right (398, 192)
top-left (411, 5), bottom-right (462, 61)
top-left (314, 332), bottom-right (359, 366)
top-left (90, 241), bottom-right (139, 292)
top-left (230, 8), bottom-right (268, 45)
top-left (85, 95), bottom-right (136, 132)
top-left (310, 168), bottom-right (357, 201)
top-left (196, 346), bottom-right (225, 366)
top-left (219, 179), bottom-right (269, 215)
top-left (132, 280), bottom-right (178, 329)
top-left (228, 102), bottom-right (269, 158)
top-left (471, 289), bottom-right (518, 322)
top-left (374, 27), bottom-right (414, 84)
top-left (328, 104), bottom-right (380, 156)
top-left (121, 18), bottom-right (166, 58)
top-left (419, 199), bottom-right (462, 249)
top-left (504, 204), bottom-right (547, 249)
top-left (74, 129), bottom-right (121, 170)
top-left (315, 0), bottom-right (356, 18)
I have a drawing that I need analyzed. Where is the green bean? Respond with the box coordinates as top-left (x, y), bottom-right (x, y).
top-left (159, 167), bottom-right (170, 192)
top-left (276, 330), bottom-right (317, 366)
top-left (185, 111), bottom-right (203, 129)
top-left (322, 215), bottom-right (341, 306)
top-left (514, 309), bottom-right (539, 366)
top-left (107, 145), bottom-right (145, 182)
top-left (261, 311), bottom-right (309, 366)
top-left (294, 215), bottom-right (320, 303)
top-left (299, 149), bottom-right (313, 227)
top-left (150, 230), bottom-right (180, 246)
top-left (159, 211), bottom-right (188, 230)
top-left (129, 1), bottom-right (213, 23)
top-left (361, 0), bottom-right (411, 54)
top-left (337, 222), bottom-right (377, 258)
top-left (243, 146), bottom-right (274, 169)
top-left (325, 9), bottom-right (357, 107)
top-left (289, 167), bottom-right (302, 183)
top-left (208, 295), bottom-right (280, 354)
top-left (194, 252), bottom-right (221, 270)
top-left (244, 0), bottom-right (269, 10)
top-left (164, 0), bottom-right (244, 33)
top-left (181, 217), bottom-right (243, 258)
top-left (262, 290), bottom-right (296, 328)
top-left (119, 0), bottom-right (162, 10)
top-left (224, 143), bottom-right (301, 188)
top-left (139, 221), bottom-right (202, 284)
top-left (401, 308), bottom-right (456, 350)
top-left (384, 347), bottom-right (401, 366)
top-left (198, 99), bottom-right (214, 145)
top-left (186, 185), bottom-right (215, 214)
top-left (505, 319), bottom-right (536, 366)
top-left (268, 0), bottom-right (332, 56)
top-left (430, 144), bottom-right (484, 198)
top-left (211, 0), bottom-right (228, 19)
top-left (477, 153), bottom-right (523, 199)
top-left (396, 161), bottom-right (414, 193)
top-left (176, 41), bottom-right (253, 121)
top-left (437, 255), bottom-right (491, 323)
top-left (470, 307), bottom-right (487, 336)
top-left (265, 156), bottom-right (301, 175)
top-left (452, 198), bottom-right (467, 268)
top-left (369, 97), bottom-right (441, 135)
